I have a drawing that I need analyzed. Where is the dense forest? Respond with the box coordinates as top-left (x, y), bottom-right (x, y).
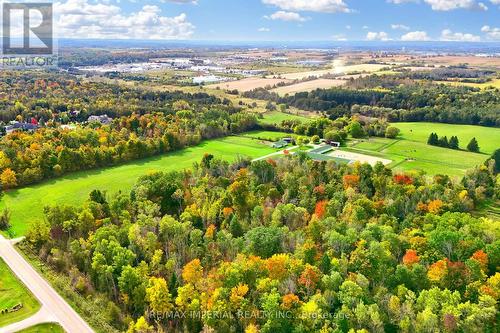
top-left (244, 81), bottom-right (500, 127)
top-left (23, 153), bottom-right (500, 333)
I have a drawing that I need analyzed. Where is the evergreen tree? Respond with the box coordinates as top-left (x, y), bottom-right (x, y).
top-left (438, 136), bottom-right (449, 148)
top-left (449, 136), bottom-right (459, 150)
top-left (488, 149), bottom-right (500, 174)
top-left (427, 133), bottom-right (438, 146)
top-left (467, 137), bottom-right (480, 152)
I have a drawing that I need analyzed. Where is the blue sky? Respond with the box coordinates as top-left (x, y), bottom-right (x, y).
top-left (51, 0), bottom-right (500, 41)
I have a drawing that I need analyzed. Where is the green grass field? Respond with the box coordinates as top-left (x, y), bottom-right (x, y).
top-left (239, 130), bottom-right (298, 141)
top-left (434, 78), bottom-right (500, 90)
top-left (345, 139), bottom-right (487, 177)
top-left (345, 122), bottom-right (496, 177)
top-left (258, 111), bottom-right (312, 125)
top-left (17, 323), bottom-right (65, 333)
top-left (395, 122), bottom-right (500, 154)
top-left (0, 259), bottom-right (40, 327)
top-left (0, 136), bottom-right (277, 237)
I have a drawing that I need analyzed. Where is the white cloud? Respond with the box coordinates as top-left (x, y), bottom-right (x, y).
top-left (490, 0), bottom-right (500, 4)
top-left (366, 31), bottom-right (390, 41)
top-left (482, 25), bottom-right (500, 40)
top-left (387, 0), bottom-right (418, 3)
top-left (161, 0), bottom-right (198, 4)
top-left (440, 29), bottom-right (480, 41)
top-left (261, 0), bottom-right (351, 13)
top-left (264, 11), bottom-right (309, 22)
top-left (332, 33), bottom-right (347, 41)
top-left (424, 0), bottom-right (487, 11)
top-left (391, 24), bottom-right (410, 30)
top-left (258, 27), bottom-right (271, 32)
top-left (401, 30), bottom-right (431, 41)
top-left (54, 0), bottom-right (195, 39)
top-left (389, 0), bottom-right (488, 10)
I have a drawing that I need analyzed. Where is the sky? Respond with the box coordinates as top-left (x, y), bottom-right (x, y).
top-left (16, 0), bottom-right (500, 41)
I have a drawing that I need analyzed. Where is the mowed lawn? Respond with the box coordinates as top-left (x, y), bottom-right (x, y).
top-left (395, 122), bottom-right (500, 154)
top-left (0, 259), bottom-right (40, 327)
top-left (345, 122), bottom-right (496, 177)
top-left (258, 111), bottom-right (312, 125)
top-left (240, 130), bottom-right (300, 141)
top-left (17, 323), bottom-right (65, 333)
top-left (0, 136), bottom-right (277, 237)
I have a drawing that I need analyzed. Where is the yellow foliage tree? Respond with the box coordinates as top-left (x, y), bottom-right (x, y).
top-left (0, 168), bottom-right (17, 189)
top-left (182, 258), bottom-right (203, 285)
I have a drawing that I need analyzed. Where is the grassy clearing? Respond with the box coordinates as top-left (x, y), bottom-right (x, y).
top-left (345, 128), bottom-right (489, 177)
top-left (258, 111), bottom-right (312, 125)
top-left (277, 64), bottom-right (388, 80)
top-left (271, 79), bottom-right (346, 95)
top-left (207, 77), bottom-right (291, 92)
top-left (345, 122), bottom-right (499, 177)
top-left (0, 136), bottom-right (276, 237)
top-left (395, 122), bottom-right (500, 154)
top-left (239, 130), bottom-right (294, 141)
top-left (346, 137), bottom-right (486, 177)
top-left (17, 323), bottom-right (65, 333)
top-left (0, 259), bottom-right (40, 327)
top-left (434, 78), bottom-right (500, 89)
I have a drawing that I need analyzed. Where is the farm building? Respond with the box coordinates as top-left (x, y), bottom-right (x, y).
top-left (271, 140), bottom-right (288, 149)
top-left (88, 114), bottom-right (113, 124)
top-left (5, 121), bottom-right (38, 134)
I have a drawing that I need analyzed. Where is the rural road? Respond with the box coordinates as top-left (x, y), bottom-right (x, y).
top-left (0, 235), bottom-right (94, 333)
top-left (252, 146), bottom-right (299, 161)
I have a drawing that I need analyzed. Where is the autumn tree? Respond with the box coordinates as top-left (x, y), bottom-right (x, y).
top-left (0, 168), bottom-right (17, 189)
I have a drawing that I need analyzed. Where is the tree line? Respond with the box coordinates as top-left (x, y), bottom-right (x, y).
top-left (427, 133), bottom-right (480, 153)
top-left (243, 81), bottom-right (500, 127)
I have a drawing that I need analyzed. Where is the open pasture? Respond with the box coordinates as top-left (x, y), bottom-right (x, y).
top-left (271, 79), bottom-right (347, 95)
top-left (395, 122), bottom-right (500, 154)
top-left (0, 136), bottom-right (277, 237)
top-left (344, 122), bottom-right (495, 177)
top-left (207, 77), bottom-right (290, 92)
top-left (434, 78), bottom-right (500, 90)
top-left (277, 63), bottom-right (388, 80)
top-left (258, 111), bottom-right (313, 125)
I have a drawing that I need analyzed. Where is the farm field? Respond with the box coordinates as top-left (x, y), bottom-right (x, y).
top-left (277, 63), bottom-right (388, 80)
top-left (434, 78), bottom-right (500, 89)
top-left (395, 122), bottom-right (500, 154)
top-left (239, 130), bottom-right (300, 142)
top-left (271, 79), bottom-right (346, 95)
top-left (17, 323), bottom-right (65, 333)
top-left (345, 126), bottom-right (490, 177)
top-left (207, 77), bottom-right (290, 92)
top-left (0, 136), bottom-right (278, 237)
top-left (344, 138), bottom-right (486, 177)
top-left (0, 259), bottom-right (40, 327)
top-left (258, 111), bottom-right (313, 125)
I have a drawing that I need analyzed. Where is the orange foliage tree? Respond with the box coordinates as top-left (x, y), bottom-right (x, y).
top-left (402, 249), bottom-right (420, 266)
top-left (428, 199), bottom-right (444, 214)
top-left (343, 174), bottom-right (360, 189)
